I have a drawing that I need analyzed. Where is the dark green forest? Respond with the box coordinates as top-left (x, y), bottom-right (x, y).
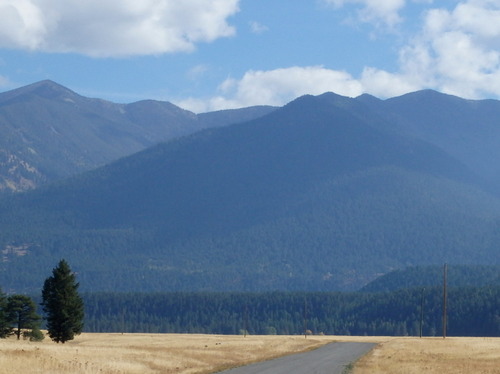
top-left (361, 265), bottom-right (500, 292)
top-left (2, 166), bottom-right (500, 294)
top-left (81, 287), bottom-right (499, 337)
top-left (1, 90), bottom-right (500, 293)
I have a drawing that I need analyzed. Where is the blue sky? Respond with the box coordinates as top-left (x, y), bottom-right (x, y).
top-left (1, 0), bottom-right (500, 112)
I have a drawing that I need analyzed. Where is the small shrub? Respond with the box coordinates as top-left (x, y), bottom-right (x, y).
top-left (342, 362), bottom-right (354, 374)
top-left (23, 328), bottom-right (45, 342)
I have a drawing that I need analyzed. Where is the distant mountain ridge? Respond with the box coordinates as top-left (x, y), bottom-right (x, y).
top-left (359, 89), bottom-right (500, 184)
top-left (0, 80), bottom-right (275, 192)
top-left (361, 265), bottom-right (500, 292)
top-left (3, 80), bottom-right (500, 193)
top-left (1, 88), bottom-right (500, 293)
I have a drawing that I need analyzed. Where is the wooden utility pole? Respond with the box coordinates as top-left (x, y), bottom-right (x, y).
top-left (121, 307), bottom-right (125, 334)
top-left (303, 299), bottom-right (307, 339)
top-left (244, 304), bottom-right (248, 337)
top-left (442, 263), bottom-right (448, 339)
top-left (419, 287), bottom-right (425, 338)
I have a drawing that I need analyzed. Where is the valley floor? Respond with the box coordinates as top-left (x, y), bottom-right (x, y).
top-left (0, 333), bottom-right (498, 374)
top-left (353, 336), bottom-right (500, 374)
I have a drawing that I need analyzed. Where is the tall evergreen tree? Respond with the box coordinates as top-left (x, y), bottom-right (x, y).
top-left (0, 288), bottom-right (12, 338)
top-left (41, 259), bottom-right (84, 343)
top-left (6, 295), bottom-right (42, 340)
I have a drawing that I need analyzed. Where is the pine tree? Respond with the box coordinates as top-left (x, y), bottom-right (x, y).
top-left (0, 288), bottom-right (12, 338)
top-left (41, 259), bottom-right (84, 343)
top-left (6, 295), bottom-right (41, 340)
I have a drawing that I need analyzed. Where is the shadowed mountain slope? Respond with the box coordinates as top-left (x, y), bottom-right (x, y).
top-left (0, 80), bottom-right (275, 192)
top-left (1, 92), bottom-right (500, 293)
top-left (361, 265), bottom-right (500, 292)
top-left (357, 90), bottom-right (500, 185)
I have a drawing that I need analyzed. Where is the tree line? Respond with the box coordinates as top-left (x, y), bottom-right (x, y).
top-left (3, 262), bottom-right (497, 339)
top-left (0, 259), bottom-right (84, 343)
top-left (83, 286), bottom-right (499, 337)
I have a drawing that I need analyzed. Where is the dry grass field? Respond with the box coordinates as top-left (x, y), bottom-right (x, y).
top-left (0, 333), bottom-right (498, 374)
top-left (0, 333), bottom-right (334, 374)
top-left (352, 336), bottom-right (500, 374)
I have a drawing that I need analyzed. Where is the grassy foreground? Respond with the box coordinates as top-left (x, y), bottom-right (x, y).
top-left (0, 333), bottom-right (334, 374)
top-left (352, 336), bottom-right (500, 374)
top-left (0, 334), bottom-right (498, 374)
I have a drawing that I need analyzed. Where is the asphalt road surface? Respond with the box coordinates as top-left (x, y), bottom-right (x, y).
top-left (216, 342), bottom-right (376, 374)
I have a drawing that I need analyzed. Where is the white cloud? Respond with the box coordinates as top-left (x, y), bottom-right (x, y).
top-left (0, 0), bottom-right (239, 57)
top-left (0, 0), bottom-right (47, 49)
top-left (360, 67), bottom-right (422, 97)
top-left (187, 64), bottom-right (210, 81)
top-left (397, 0), bottom-right (500, 98)
top-left (315, 0), bottom-right (500, 101)
top-left (0, 74), bottom-right (11, 88)
top-left (324, 0), bottom-right (407, 28)
top-left (178, 0), bottom-right (500, 112)
top-left (176, 66), bottom-right (364, 112)
top-left (249, 21), bottom-right (269, 34)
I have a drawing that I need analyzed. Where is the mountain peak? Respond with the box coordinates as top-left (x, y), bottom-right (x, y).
top-left (0, 80), bottom-right (81, 104)
top-left (24, 80), bottom-right (80, 99)
top-left (355, 93), bottom-right (381, 104)
top-left (27, 79), bottom-right (65, 89)
top-left (388, 89), bottom-right (464, 104)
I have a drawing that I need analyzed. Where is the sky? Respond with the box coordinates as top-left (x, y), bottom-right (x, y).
top-left (1, 0), bottom-right (500, 112)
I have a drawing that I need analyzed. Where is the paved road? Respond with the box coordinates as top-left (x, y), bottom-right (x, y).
top-left (216, 342), bottom-right (375, 374)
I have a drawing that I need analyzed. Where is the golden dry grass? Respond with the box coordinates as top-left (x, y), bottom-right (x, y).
top-left (0, 334), bottom-right (498, 374)
top-left (352, 337), bottom-right (500, 374)
top-left (0, 333), bottom-right (335, 374)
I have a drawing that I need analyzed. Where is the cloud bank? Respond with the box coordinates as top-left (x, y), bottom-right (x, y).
top-left (2, 0), bottom-right (500, 111)
top-left (177, 66), bottom-right (364, 112)
top-left (408, 0), bottom-right (500, 98)
top-left (181, 0), bottom-right (500, 112)
top-left (0, 0), bottom-right (239, 57)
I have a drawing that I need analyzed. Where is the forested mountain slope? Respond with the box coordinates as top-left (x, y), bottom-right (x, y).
top-left (0, 80), bottom-right (274, 192)
top-left (1, 92), bottom-right (499, 293)
top-left (360, 265), bottom-right (500, 292)
top-left (358, 90), bottom-right (500, 185)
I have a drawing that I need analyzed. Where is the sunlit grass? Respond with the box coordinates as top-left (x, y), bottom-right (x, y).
top-left (353, 337), bottom-right (500, 374)
top-left (0, 334), bottom-right (498, 374)
top-left (0, 333), bottom-right (334, 374)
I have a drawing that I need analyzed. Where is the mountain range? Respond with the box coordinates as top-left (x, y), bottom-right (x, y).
top-left (0, 82), bottom-right (500, 293)
top-left (0, 80), bottom-right (275, 192)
